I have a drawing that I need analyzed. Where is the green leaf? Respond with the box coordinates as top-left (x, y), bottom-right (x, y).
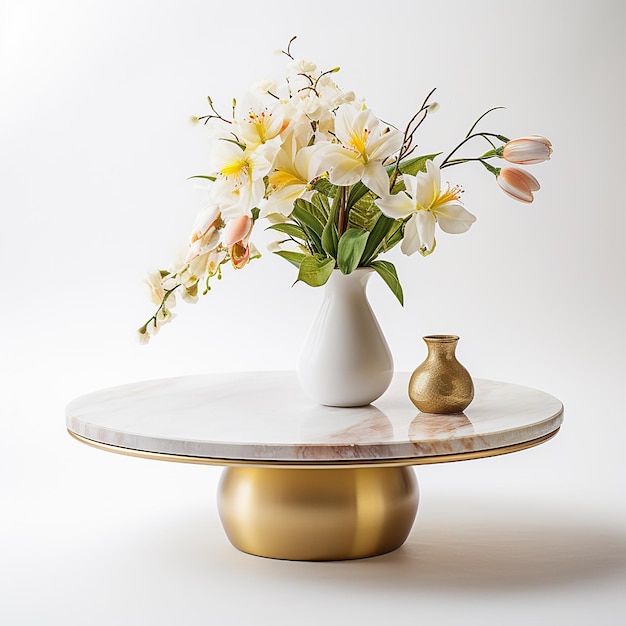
top-left (310, 202), bottom-right (329, 227)
top-left (321, 216), bottom-right (338, 259)
top-left (348, 195), bottom-right (381, 232)
top-left (360, 214), bottom-right (398, 265)
top-left (321, 193), bottom-right (340, 258)
top-left (379, 220), bottom-right (404, 254)
top-left (387, 152), bottom-right (441, 183)
top-left (292, 199), bottom-right (325, 239)
top-left (387, 153), bottom-right (441, 194)
top-left (311, 191), bottom-right (330, 218)
top-left (292, 198), bottom-right (326, 254)
top-left (187, 175), bottom-right (216, 181)
top-left (266, 222), bottom-right (306, 241)
top-left (394, 153), bottom-right (441, 176)
top-left (312, 178), bottom-right (338, 198)
top-left (370, 260), bottom-right (404, 306)
top-left (296, 256), bottom-right (335, 287)
top-left (273, 251), bottom-right (307, 267)
top-left (346, 181), bottom-right (372, 207)
top-left (219, 137), bottom-right (246, 150)
top-left (337, 228), bottom-right (369, 275)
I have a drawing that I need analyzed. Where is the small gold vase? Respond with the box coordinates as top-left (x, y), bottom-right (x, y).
top-left (408, 335), bottom-right (474, 414)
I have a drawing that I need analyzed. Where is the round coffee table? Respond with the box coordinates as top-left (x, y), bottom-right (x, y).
top-left (66, 372), bottom-right (563, 561)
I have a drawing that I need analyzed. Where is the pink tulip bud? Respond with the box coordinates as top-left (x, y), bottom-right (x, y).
top-left (502, 135), bottom-right (552, 165)
top-left (223, 215), bottom-right (253, 246)
top-left (497, 167), bottom-right (540, 203)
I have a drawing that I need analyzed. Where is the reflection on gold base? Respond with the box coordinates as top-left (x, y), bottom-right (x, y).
top-left (217, 466), bottom-right (419, 561)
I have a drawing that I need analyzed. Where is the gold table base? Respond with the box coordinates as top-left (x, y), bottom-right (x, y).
top-left (68, 429), bottom-right (559, 561)
top-left (218, 466), bottom-right (419, 561)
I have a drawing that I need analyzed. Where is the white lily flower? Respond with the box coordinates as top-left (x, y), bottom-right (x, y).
top-left (235, 100), bottom-right (287, 149)
top-left (261, 135), bottom-right (323, 217)
top-left (318, 104), bottom-right (403, 197)
top-left (287, 58), bottom-right (317, 75)
top-left (277, 99), bottom-right (315, 145)
top-left (210, 138), bottom-right (281, 215)
top-left (317, 75), bottom-right (355, 109)
top-left (375, 160), bottom-right (477, 256)
top-left (252, 78), bottom-right (279, 97)
top-left (286, 70), bottom-right (353, 140)
top-left (204, 177), bottom-right (252, 220)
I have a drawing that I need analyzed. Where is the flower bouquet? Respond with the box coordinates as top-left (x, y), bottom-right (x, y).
top-left (138, 37), bottom-right (551, 342)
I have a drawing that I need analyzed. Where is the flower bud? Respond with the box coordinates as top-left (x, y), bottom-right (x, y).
top-left (497, 167), bottom-right (540, 203)
top-left (502, 135), bottom-right (552, 165)
top-left (223, 215), bottom-right (253, 246)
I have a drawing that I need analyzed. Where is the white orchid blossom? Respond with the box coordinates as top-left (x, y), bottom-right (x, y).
top-left (317, 104), bottom-right (403, 197)
top-left (144, 270), bottom-right (170, 307)
top-left (375, 161), bottom-right (477, 256)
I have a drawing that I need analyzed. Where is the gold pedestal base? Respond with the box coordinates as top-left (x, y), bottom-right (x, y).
top-left (217, 466), bottom-right (419, 561)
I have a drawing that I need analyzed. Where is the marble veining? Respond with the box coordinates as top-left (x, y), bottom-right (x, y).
top-left (65, 372), bottom-right (563, 463)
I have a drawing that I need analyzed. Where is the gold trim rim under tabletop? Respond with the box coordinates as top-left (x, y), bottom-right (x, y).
top-left (68, 428), bottom-right (560, 469)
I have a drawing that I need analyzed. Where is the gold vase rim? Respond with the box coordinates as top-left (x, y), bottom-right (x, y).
top-left (422, 334), bottom-right (460, 342)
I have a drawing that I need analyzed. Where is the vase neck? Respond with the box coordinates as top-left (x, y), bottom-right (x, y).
top-left (423, 335), bottom-right (459, 360)
top-left (326, 268), bottom-right (372, 295)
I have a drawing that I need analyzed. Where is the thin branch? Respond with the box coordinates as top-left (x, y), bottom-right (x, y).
top-left (389, 87), bottom-right (437, 188)
top-left (282, 36), bottom-right (297, 59)
top-left (465, 106), bottom-right (505, 138)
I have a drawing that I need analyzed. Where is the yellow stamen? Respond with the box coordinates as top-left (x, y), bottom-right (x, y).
top-left (348, 129), bottom-right (370, 159)
top-left (268, 169), bottom-right (303, 191)
top-left (250, 115), bottom-right (267, 142)
top-left (221, 159), bottom-right (248, 179)
top-left (433, 183), bottom-right (463, 209)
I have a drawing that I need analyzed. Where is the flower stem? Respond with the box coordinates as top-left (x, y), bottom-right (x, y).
top-left (440, 132), bottom-right (507, 168)
top-left (441, 156), bottom-right (498, 169)
top-left (337, 186), bottom-right (348, 236)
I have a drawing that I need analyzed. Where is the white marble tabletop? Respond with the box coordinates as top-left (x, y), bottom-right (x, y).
top-left (65, 372), bottom-right (563, 467)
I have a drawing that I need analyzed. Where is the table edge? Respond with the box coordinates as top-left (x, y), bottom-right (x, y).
top-left (67, 427), bottom-right (561, 469)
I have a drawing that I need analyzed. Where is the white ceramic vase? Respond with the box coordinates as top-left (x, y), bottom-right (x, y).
top-left (297, 268), bottom-right (394, 407)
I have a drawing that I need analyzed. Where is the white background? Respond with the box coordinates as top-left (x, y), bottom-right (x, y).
top-left (1, 1), bottom-right (625, 624)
